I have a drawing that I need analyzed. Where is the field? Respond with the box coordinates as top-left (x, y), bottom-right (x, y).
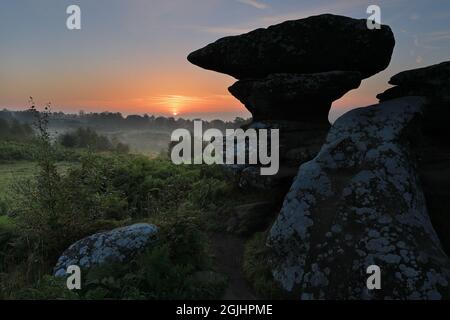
top-left (0, 161), bottom-right (76, 198)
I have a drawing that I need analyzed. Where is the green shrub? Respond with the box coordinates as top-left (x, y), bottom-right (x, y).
top-left (9, 220), bottom-right (226, 300)
top-left (79, 237), bottom-right (226, 300)
top-left (0, 142), bottom-right (37, 161)
top-left (12, 275), bottom-right (79, 300)
top-left (0, 216), bottom-right (17, 271)
top-left (243, 232), bottom-right (284, 299)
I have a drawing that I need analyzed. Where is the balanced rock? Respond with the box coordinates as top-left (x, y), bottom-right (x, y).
top-left (267, 96), bottom-right (450, 299)
top-left (54, 223), bottom-right (158, 276)
top-left (229, 72), bottom-right (362, 122)
top-left (188, 14), bottom-right (395, 80)
top-left (188, 14), bottom-right (395, 194)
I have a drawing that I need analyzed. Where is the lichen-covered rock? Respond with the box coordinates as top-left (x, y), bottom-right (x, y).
top-left (377, 61), bottom-right (450, 257)
top-left (267, 96), bottom-right (450, 300)
top-left (377, 61), bottom-right (450, 141)
top-left (228, 72), bottom-right (362, 121)
top-left (54, 224), bottom-right (158, 276)
top-left (188, 14), bottom-right (394, 80)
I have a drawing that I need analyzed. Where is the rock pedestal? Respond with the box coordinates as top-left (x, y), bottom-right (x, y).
top-left (188, 14), bottom-right (395, 192)
top-left (188, 14), bottom-right (395, 236)
top-left (228, 71), bottom-right (362, 123)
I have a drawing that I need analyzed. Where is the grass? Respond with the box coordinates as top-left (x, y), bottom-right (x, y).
top-left (0, 161), bottom-right (76, 198)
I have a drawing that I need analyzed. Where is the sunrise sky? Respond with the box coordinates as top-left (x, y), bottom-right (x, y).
top-left (1, 0), bottom-right (449, 121)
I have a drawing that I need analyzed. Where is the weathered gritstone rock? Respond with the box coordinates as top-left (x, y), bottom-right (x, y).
top-left (267, 96), bottom-right (450, 300)
top-left (229, 72), bottom-right (362, 122)
top-left (377, 61), bottom-right (450, 103)
top-left (187, 14), bottom-right (395, 195)
top-left (188, 14), bottom-right (394, 80)
top-left (377, 61), bottom-right (450, 256)
top-left (54, 224), bottom-right (158, 276)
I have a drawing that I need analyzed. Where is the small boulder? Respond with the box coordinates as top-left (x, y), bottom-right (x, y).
top-left (54, 223), bottom-right (158, 276)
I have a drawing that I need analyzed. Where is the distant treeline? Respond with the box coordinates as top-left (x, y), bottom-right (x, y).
top-left (0, 118), bottom-right (34, 142)
top-left (0, 115), bottom-right (130, 161)
top-left (59, 128), bottom-right (130, 153)
top-left (0, 109), bottom-right (250, 132)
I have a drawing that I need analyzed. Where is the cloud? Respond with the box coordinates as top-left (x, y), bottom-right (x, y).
top-left (236, 0), bottom-right (269, 10)
top-left (425, 31), bottom-right (450, 42)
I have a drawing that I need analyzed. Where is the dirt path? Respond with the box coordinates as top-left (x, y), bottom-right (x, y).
top-left (210, 233), bottom-right (257, 300)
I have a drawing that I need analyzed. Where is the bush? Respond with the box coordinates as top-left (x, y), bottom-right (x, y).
top-left (0, 216), bottom-right (17, 272)
top-left (0, 142), bottom-right (37, 161)
top-left (7, 220), bottom-right (226, 300)
top-left (12, 275), bottom-right (79, 300)
top-left (13, 109), bottom-right (130, 266)
top-left (2, 104), bottom-right (235, 299)
top-left (243, 232), bottom-right (283, 299)
top-left (79, 219), bottom-right (226, 300)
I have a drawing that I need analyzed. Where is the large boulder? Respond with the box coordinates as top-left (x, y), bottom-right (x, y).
top-left (377, 61), bottom-right (450, 103)
top-left (267, 96), bottom-right (450, 299)
top-left (188, 14), bottom-right (395, 80)
top-left (377, 61), bottom-right (450, 256)
top-left (228, 71), bottom-right (362, 122)
top-left (54, 224), bottom-right (158, 276)
top-left (377, 61), bottom-right (450, 140)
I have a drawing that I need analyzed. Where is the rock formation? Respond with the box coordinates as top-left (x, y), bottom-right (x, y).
top-left (267, 96), bottom-right (450, 299)
top-left (377, 61), bottom-right (450, 104)
top-left (54, 224), bottom-right (158, 276)
top-left (377, 61), bottom-right (450, 140)
top-left (188, 14), bottom-right (394, 80)
top-left (377, 61), bottom-right (450, 256)
top-left (188, 14), bottom-right (395, 194)
top-left (228, 71), bottom-right (362, 123)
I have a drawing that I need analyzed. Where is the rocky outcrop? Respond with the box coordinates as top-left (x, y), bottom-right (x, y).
top-left (188, 14), bottom-right (395, 193)
top-left (378, 61), bottom-right (450, 140)
top-left (377, 61), bottom-right (450, 103)
top-left (188, 14), bottom-right (394, 80)
top-left (54, 224), bottom-right (158, 276)
top-left (377, 61), bottom-right (450, 256)
top-left (267, 96), bottom-right (450, 300)
top-left (229, 72), bottom-right (362, 122)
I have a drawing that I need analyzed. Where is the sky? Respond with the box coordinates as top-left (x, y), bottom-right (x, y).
top-left (0, 0), bottom-right (449, 121)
